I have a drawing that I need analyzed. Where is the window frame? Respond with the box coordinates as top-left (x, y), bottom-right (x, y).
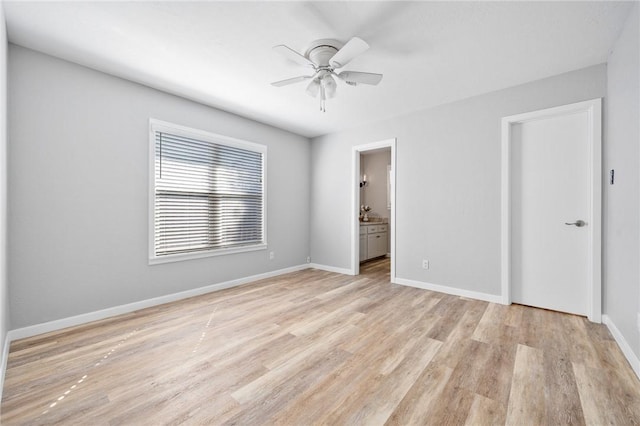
top-left (148, 119), bottom-right (267, 265)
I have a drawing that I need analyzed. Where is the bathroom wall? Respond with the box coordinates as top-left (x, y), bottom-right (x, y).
top-left (361, 150), bottom-right (391, 222)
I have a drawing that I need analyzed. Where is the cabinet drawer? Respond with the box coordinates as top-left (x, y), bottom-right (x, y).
top-left (367, 224), bottom-right (388, 233)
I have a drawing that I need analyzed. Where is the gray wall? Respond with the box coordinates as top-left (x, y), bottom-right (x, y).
top-left (8, 45), bottom-right (310, 328)
top-left (604, 4), bottom-right (639, 358)
top-left (311, 64), bottom-right (607, 297)
top-left (0, 5), bottom-right (8, 364)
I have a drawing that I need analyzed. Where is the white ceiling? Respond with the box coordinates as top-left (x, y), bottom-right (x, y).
top-left (3, 1), bottom-right (633, 138)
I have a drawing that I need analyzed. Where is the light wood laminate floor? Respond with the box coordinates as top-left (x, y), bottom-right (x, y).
top-left (2, 257), bottom-right (640, 425)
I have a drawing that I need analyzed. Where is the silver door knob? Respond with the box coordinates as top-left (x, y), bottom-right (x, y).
top-left (565, 220), bottom-right (586, 227)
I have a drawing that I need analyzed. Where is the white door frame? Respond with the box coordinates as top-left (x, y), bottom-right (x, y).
top-left (351, 138), bottom-right (397, 281)
top-left (501, 99), bottom-right (602, 322)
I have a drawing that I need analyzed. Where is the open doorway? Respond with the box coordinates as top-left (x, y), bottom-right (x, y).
top-left (351, 139), bottom-right (396, 281)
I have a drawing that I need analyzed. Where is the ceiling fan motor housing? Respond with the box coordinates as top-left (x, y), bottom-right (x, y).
top-left (305, 39), bottom-right (343, 68)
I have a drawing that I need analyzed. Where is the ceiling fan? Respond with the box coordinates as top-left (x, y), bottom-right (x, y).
top-left (271, 37), bottom-right (383, 112)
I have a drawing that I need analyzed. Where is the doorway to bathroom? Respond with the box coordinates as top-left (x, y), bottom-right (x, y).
top-left (351, 138), bottom-right (396, 281)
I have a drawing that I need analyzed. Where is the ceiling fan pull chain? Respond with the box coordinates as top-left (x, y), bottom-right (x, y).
top-left (320, 85), bottom-right (326, 112)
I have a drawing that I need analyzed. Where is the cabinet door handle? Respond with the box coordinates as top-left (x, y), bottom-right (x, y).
top-left (376, 235), bottom-right (380, 238)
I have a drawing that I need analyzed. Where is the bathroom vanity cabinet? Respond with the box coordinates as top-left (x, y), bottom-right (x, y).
top-left (359, 223), bottom-right (388, 262)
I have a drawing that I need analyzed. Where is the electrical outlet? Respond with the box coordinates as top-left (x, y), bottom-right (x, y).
top-left (306, 256), bottom-right (311, 263)
top-left (269, 251), bottom-right (275, 260)
top-left (422, 259), bottom-right (429, 270)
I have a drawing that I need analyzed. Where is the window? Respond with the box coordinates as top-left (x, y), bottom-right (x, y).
top-left (149, 119), bottom-right (266, 264)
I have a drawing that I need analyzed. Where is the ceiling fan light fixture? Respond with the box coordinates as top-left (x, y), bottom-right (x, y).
top-left (305, 78), bottom-right (320, 98)
top-left (321, 75), bottom-right (337, 99)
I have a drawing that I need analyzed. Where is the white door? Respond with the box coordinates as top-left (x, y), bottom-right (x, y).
top-left (510, 109), bottom-right (593, 316)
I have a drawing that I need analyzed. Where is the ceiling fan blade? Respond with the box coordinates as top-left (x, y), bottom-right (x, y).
top-left (271, 76), bottom-right (312, 87)
top-left (273, 45), bottom-right (315, 68)
top-left (329, 37), bottom-right (369, 69)
top-left (337, 71), bottom-right (383, 85)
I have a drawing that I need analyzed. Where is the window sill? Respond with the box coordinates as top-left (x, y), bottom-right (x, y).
top-left (149, 243), bottom-right (267, 265)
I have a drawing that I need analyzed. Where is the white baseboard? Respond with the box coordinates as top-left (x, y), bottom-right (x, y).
top-left (308, 263), bottom-right (353, 275)
top-left (602, 314), bottom-right (640, 380)
top-left (0, 332), bottom-right (9, 402)
top-left (394, 277), bottom-right (503, 304)
top-left (7, 264), bottom-right (310, 342)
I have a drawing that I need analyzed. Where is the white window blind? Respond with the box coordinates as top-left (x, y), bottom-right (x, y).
top-left (150, 120), bottom-right (265, 261)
